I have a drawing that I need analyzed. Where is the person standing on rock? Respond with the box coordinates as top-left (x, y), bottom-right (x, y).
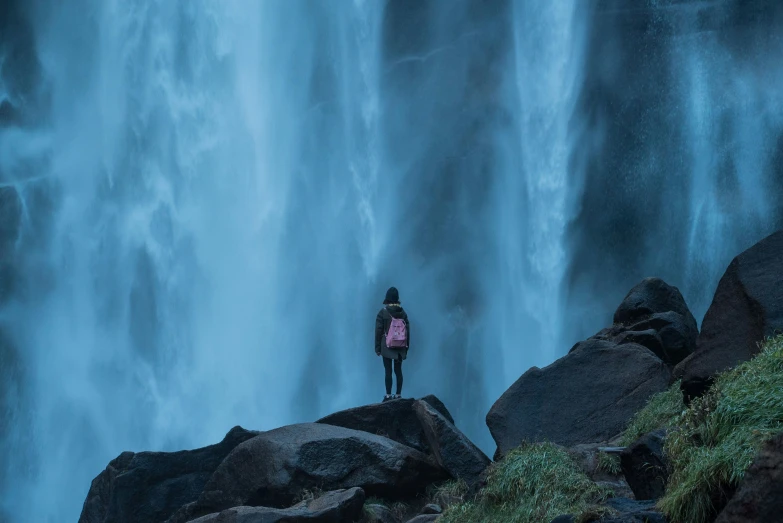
top-left (375, 287), bottom-right (410, 402)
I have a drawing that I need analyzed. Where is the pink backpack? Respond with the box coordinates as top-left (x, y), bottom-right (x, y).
top-left (385, 311), bottom-right (408, 348)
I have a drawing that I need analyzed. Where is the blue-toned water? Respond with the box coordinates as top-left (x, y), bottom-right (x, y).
top-left (1, 1), bottom-right (781, 520)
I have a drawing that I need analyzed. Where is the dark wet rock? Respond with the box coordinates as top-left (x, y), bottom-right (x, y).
top-left (594, 498), bottom-right (667, 523)
top-left (620, 429), bottom-right (668, 501)
top-left (614, 329), bottom-right (665, 361)
top-left (317, 396), bottom-right (453, 454)
top-left (181, 423), bottom-right (446, 520)
top-left (413, 400), bottom-right (490, 488)
top-left (363, 503), bottom-right (398, 523)
top-left (420, 395), bottom-right (454, 424)
top-left (404, 516), bottom-right (440, 523)
top-left (715, 431), bottom-right (783, 523)
top-left (487, 342), bottom-right (670, 456)
top-left (419, 504), bottom-right (442, 515)
top-left (613, 278), bottom-right (697, 330)
top-left (568, 338), bottom-right (619, 354)
top-left (674, 230), bottom-right (783, 400)
top-left (189, 487), bottom-right (365, 523)
top-left (78, 426), bottom-right (257, 523)
top-left (585, 279), bottom-right (699, 367)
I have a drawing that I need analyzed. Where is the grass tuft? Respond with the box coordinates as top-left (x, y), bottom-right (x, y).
top-left (658, 335), bottom-right (783, 523)
top-left (440, 442), bottom-right (607, 523)
top-left (597, 452), bottom-right (622, 475)
top-left (619, 381), bottom-right (685, 446)
top-left (430, 479), bottom-right (468, 509)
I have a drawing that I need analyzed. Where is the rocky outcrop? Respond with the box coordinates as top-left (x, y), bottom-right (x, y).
top-left (585, 279), bottom-right (698, 367)
top-left (180, 423), bottom-right (446, 520)
top-left (715, 432), bottom-right (783, 523)
top-left (413, 400), bottom-right (490, 488)
top-left (487, 342), bottom-right (670, 457)
top-left (613, 278), bottom-right (696, 328)
top-left (188, 487), bottom-right (365, 523)
top-left (78, 426), bottom-right (257, 523)
top-left (620, 429), bottom-right (668, 500)
top-left (674, 230), bottom-right (783, 400)
top-left (317, 396), bottom-right (453, 454)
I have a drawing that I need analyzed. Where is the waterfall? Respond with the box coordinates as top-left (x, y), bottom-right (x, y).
top-left (1, 1), bottom-right (782, 521)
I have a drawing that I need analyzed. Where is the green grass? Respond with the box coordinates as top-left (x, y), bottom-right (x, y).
top-left (440, 442), bottom-right (608, 523)
top-left (429, 479), bottom-right (468, 509)
top-left (597, 451), bottom-right (622, 475)
top-left (619, 381), bottom-right (684, 446)
top-left (658, 336), bottom-right (783, 523)
top-left (597, 381), bottom-right (685, 475)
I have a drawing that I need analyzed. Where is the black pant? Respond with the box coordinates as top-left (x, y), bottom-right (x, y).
top-left (383, 356), bottom-right (403, 395)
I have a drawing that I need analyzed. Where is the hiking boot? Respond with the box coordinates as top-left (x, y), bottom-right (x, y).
top-left (393, 394), bottom-right (402, 400)
top-left (382, 394), bottom-right (393, 402)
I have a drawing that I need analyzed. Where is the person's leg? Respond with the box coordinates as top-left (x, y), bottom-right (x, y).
top-left (383, 357), bottom-right (393, 396)
top-left (393, 358), bottom-right (403, 396)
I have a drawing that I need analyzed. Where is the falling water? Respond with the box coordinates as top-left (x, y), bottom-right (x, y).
top-left (1, 1), bottom-right (782, 521)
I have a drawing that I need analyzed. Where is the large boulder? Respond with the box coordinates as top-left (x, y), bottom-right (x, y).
top-left (413, 400), bottom-right (490, 488)
top-left (189, 487), bottom-right (365, 523)
top-left (586, 278), bottom-right (698, 367)
top-left (620, 429), bottom-right (668, 500)
top-left (316, 396), bottom-right (453, 454)
top-left (613, 278), bottom-right (696, 328)
top-left (674, 230), bottom-right (783, 400)
top-left (715, 432), bottom-right (783, 523)
top-left (78, 426), bottom-right (257, 523)
top-left (487, 342), bottom-right (670, 457)
top-left (180, 423), bottom-right (446, 520)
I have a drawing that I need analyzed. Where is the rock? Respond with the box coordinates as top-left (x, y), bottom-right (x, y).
top-left (420, 395), bottom-right (455, 424)
top-left (78, 426), bottom-right (257, 523)
top-left (568, 338), bottom-right (619, 354)
top-left (613, 329), bottom-right (665, 361)
top-left (413, 400), bottom-right (490, 487)
top-left (597, 498), bottom-right (667, 523)
top-left (715, 432), bottom-right (783, 523)
top-left (182, 423), bottom-right (446, 520)
top-left (363, 503), bottom-right (398, 523)
top-left (486, 342), bottom-right (670, 456)
top-left (189, 487), bottom-right (365, 523)
top-left (674, 230), bottom-right (783, 400)
top-left (620, 429), bottom-right (668, 500)
top-left (405, 516), bottom-right (440, 523)
top-left (419, 504), bottom-right (442, 515)
top-left (585, 297), bottom-right (698, 367)
top-left (317, 396), bottom-right (453, 454)
top-left (613, 278), bottom-right (696, 330)
top-left (551, 516), bottom-right (575, 523)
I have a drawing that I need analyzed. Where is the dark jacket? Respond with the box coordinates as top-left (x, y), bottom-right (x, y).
top-left (375, 305), bottom-right (410, 360)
